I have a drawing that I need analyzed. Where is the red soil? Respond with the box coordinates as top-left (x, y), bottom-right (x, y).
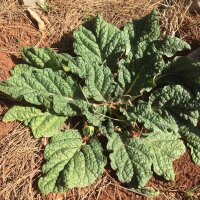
top-left (0, 52), bottom-right (14, 80)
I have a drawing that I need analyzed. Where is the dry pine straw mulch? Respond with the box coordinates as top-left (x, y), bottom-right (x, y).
top-left (0, 0), bottom-right (200, 199)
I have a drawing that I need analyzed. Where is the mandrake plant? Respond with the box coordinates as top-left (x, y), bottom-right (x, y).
top-left (1, 10), bottom-right (200, 197)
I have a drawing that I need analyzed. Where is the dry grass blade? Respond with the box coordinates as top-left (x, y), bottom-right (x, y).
top-left (0, 124), bottom-right (43, 200)
top-left (0, 0), bottom-right (163, 55)
top-left (47, 172), bottom-right (147, 200)
top-left (160, 0), bottom-right (191, 36)
top-left (0, 0), bottom-right (198, 55)
top-left (39, 0), bottom-right (163, 50)
top-left (160, 0), bottom-right (200, 43)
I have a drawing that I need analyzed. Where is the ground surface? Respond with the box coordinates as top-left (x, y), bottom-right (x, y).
top-left (0, 0), bottom-right (200, 199)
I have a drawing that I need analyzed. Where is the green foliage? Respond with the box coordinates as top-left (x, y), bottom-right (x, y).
top-left (1, 10), bottom-right (200, 196)
top-left (21, 46), bottom-right (63, 70)
top-left (38, 130), bottom-right (106, 194)
top-left (82, 126), bottom-right (95, 136)
top-left (179, 126), bottom-right (200, 165)
top-left (101, 121), bottom-right (185, 187)
top-left (3, 106), bottom-right (66, 138)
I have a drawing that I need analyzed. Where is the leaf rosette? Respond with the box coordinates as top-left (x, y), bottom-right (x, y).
top-left (1, 10), bottom-right (200, 196)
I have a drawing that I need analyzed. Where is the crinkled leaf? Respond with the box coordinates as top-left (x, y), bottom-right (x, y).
top-left (157, 57), bottom-right (200, 87)
top-left (10, 64), bottom-right (35, 75)
top-left (122, 85), bottom-right (200, 130)
top-left (124, 9), bottom-right (160, 45)
top-left (38, 130), bottom-right (106, 194)
top-left (72, 99), bottom-right (107, 126)
top-left (28, 114), bottom-right (65, 138)
top-left (119, 12), bottom-right (190, 96)
top-left (119, 9), bottom-right (161, 93)
top-left (73, 15), bottom-right (127, 70)
top-left (179, 126), bottom-right (200, 165)
top-left (154, 36), bottom-right (191, 57)
top-left (121, 102), bottom-right (179, 135)
top-left (149, 85), bottom-right (200, 126)
top-left (104, 123), bottom-right (184, 187)
top-left (3, 105), bottom-right (42, 123)
top-left (82, 62), bottom-right (116, 101)
top-left (0, 68), bottom-right (82, 116)
top-left (143, 133), bottom-right (185, 180)
top-left (8, 70), bottom-right (97, 121)
top-left (82, 105), bottom-right (107, 126)
top-left (62, 17), bottom-right (125, 101)
top-left (106, 129), bottom-right (153, 187)
top-left (118, 41), bottom-right (165, 96)
top-left (3, 106), bottom-right (66, 138)
top-left (61, 55), bottom-right (117, 101)
top-left (22, 46), bottom-right (63, 70)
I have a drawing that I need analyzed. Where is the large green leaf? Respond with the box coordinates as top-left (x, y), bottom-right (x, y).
top-left (103, 122), bottom-right (185, 187)
top-left (143, 133), bottom-right (185, 180)
top-left (122, 85), bottom-right (200, 129)
top-left (118, 40), bottom-right (165, 96)
top-left (118, 10), bottom-right (160, 93)
top-left (157, 57), bottom-right (200, 87)
top-left (153, 36), bottom-right (190, 57)
top-left (3, 105), bottom-right (42, 123)
top-left (149, 85), bottom-right (200, 126)
top-left (62, 15), bottom-right (127, 101)
top-left (121, 102), bottom-right (179, 135)
top-left (22, 47), bottom-right (63, 70)
top-left (82, 62), bottom-right (116, 101)
top-left (10, 64), bottom-right (35, 75)
top-left (179, 126), bottom-right (200, 165)
top-left (118, 37), bottom-right (190, 97)
top-left (124, 9), bottom-right (160, 45)
top-left (3, 106), bottom-right (66, 138)
top-left (118, 13), bottom-right (190, 97)
top-left (0, 68), bottom-right (82, 116)
top-left (121, 85), bottom-right (200, 169)
top-left (107, 131), bottom-right (153, 187)
top-left (38, 130), bottom-right (106, 194)
top-left (1, 65), bottom-right (108, 126)
top-left (73, 15), bottom-right (127, 70)
top-left (61, 55), bottom-right (117, 101)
